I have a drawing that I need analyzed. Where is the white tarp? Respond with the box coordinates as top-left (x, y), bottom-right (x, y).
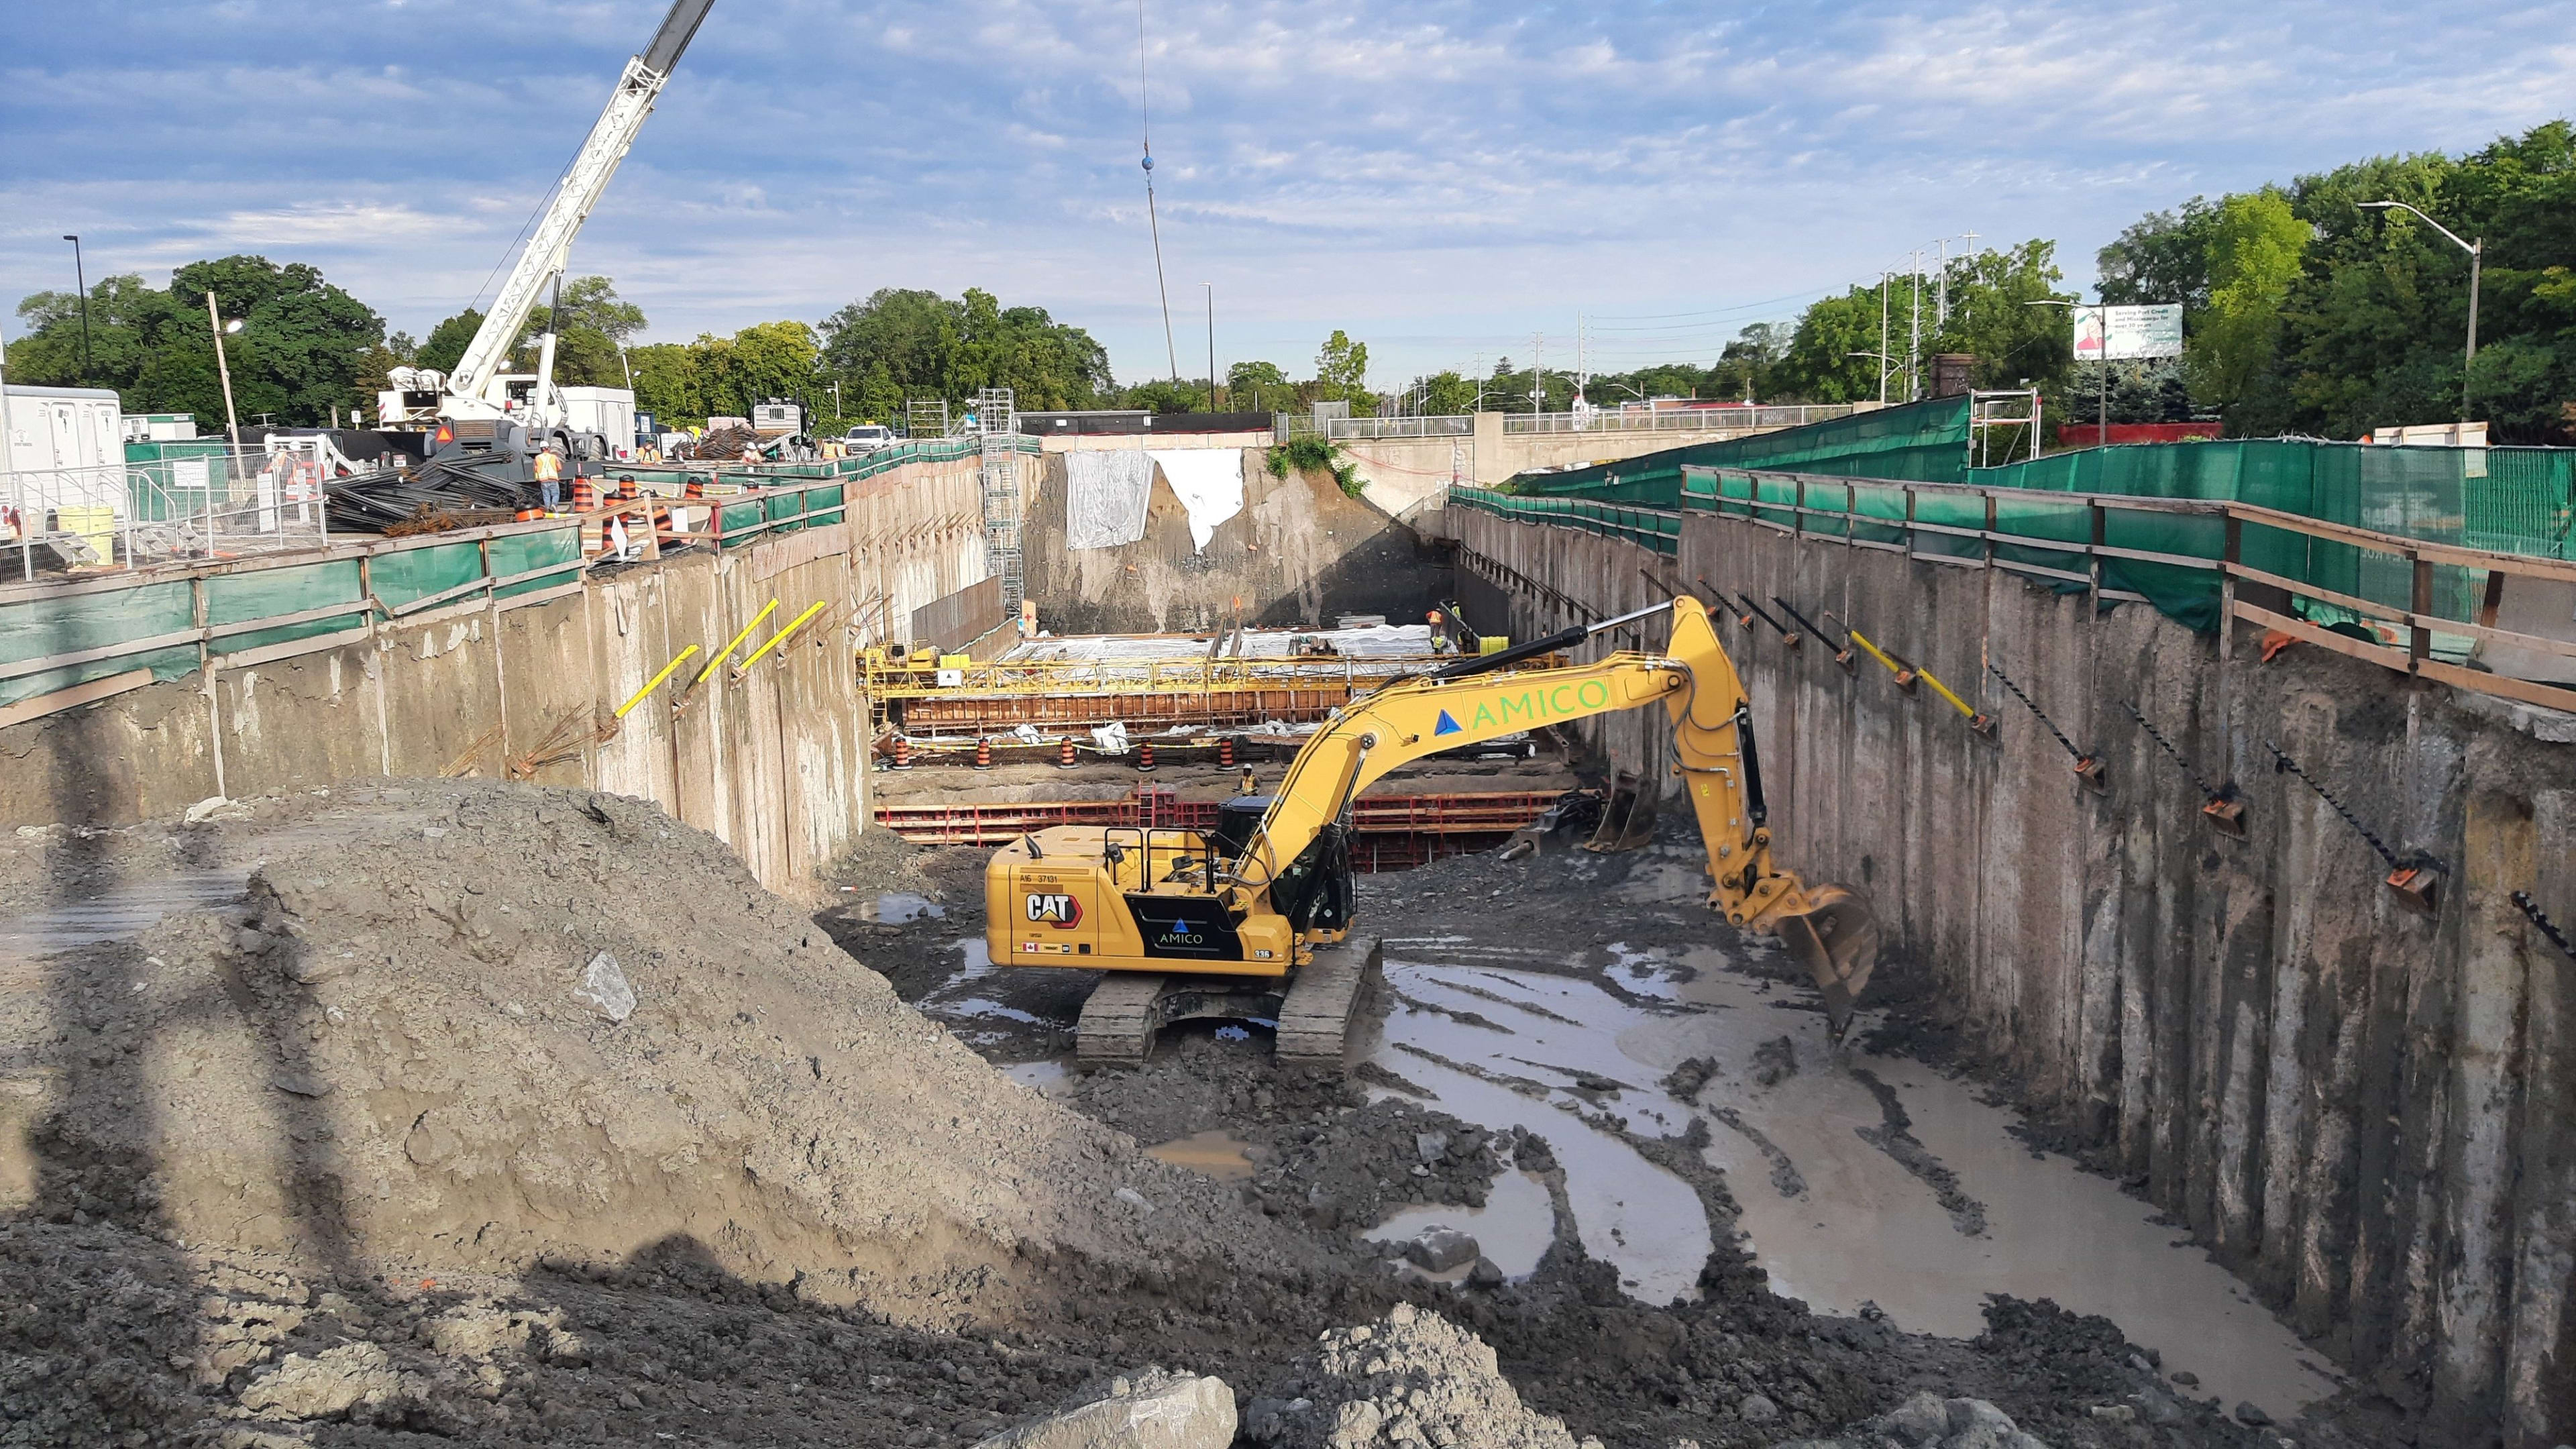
top-left (1063, 450), bottom-right (1152, 549)
top-left (1148, 449), bottom-right (1244, 551)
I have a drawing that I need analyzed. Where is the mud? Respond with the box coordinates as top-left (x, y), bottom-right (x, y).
top-left (859, 804), bottom-right (2370, 1447)
top-left (0, 782), bottom-right (2410, 1447)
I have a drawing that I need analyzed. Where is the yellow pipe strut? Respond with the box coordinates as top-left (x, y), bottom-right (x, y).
top-left (1844, 627), bottom-right (1908, 679)
top-left (614, 645), bottom-right (700, 718)
top-left (696, 600), bottom-right (780, 684)
top-left (1914, 668), bottom-right (1978, 720)
top-left (735, 600), bottom-right (829, 673)
top-left (1848, 627), bottom-right (1978, 720)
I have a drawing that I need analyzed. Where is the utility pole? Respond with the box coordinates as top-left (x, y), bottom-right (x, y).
top-left (2359, 201), bottom-right (2482, 422)
top-left (1533, 332), bottom-right (1543, 419)
top-left (1935, 238), bottom-right (1949, 329)
top-left (62, 235), bottom-right (91, 380)
top-left (1909, 248), bottom-right (1922, 402)
top-left (1203, 282), bottom-right (1217, 413)
top-left (1878, 274), bottom-right (1890, 406)
top-left (205, 290), bottom-right (244, 451)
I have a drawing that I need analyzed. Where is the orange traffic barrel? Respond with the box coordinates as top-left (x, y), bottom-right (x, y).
top-left (973, 737), bottom-right (993, 771)
top-left (1217, 737), bottom-right (1235, 768)
top-left (1057, 737), bottom-right (1078, 769)
top-left (890, 736), bottom-right (912, 769)
top-left (1137, 743), bottom-right (1157, 773)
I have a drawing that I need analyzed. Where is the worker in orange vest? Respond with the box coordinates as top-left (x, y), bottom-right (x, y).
top-left (531, 445), bottom-right (564, 511)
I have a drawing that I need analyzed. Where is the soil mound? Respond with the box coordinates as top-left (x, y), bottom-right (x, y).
top-left (0, 780), bottom-right (1314, 1328)
top-left (1246, 1303), bottom-right (1595, 1448)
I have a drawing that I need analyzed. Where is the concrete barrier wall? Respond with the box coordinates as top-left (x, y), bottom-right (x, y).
top-left (1016, 450), bottom-right (1448, 635)
top-left (0, 451), bottom-right (1023, 894)
top-left (1452, 506), bottom-right (2576, 1448)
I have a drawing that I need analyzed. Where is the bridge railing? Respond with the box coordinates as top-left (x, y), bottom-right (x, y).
top-left (1501, 405), bottom-right (1860, 435)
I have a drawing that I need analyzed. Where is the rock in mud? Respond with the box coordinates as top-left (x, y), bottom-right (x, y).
top-left (1782, 1392), bottom-right (2054, 1449)
top-left (236, 1342), bottom-right (408, 1420)
top-left (973, 1368), bottom-right (1237, 1449)
top-left (1402, 1226), bottom-right (1480, 1272)
top-left (574, 949), bottom-right (635, 1022)
top-left (1250, 1303), bottom-right (1597, 1449)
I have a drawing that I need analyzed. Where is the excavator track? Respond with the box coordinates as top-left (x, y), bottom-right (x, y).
top-left (1071, 938), bottom-right (1381, 1071)
top-left (1275, 936), bottom-right (1383, 1071)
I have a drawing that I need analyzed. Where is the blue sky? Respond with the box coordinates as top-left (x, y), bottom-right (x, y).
top-left (3, 0), bottom-right (2568, 388)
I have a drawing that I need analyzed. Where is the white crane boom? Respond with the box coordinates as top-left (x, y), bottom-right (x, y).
top-left (441, 0), bottom-right (713, 424)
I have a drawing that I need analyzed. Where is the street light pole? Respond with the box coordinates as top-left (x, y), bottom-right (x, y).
top-left (2359, 201), bottom-right (2483, 421)
top-left (1203, 282), bottom-right (1216, 413)
top-left (61, 235), bottom-right (90, 380)
top-left (205, 290), bottom-right (244, 451)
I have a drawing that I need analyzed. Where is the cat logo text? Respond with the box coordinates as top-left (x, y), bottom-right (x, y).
top-left (1025, 893), bottom-right (1082, 928)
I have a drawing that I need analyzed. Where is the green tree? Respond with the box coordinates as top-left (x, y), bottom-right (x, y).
top-left (2097, 199), bottom-right (2220, 312)
top-left (816, 286), bottom-right (1110, 419)
top-left (1313, 330), bottom-right (1373, 415)
top-left (1226, 360), bottom-right (1297, 413)
top-left (1415, 370), bottom-right (1477, 415)
top-left (9, 255), bottom-right (384, 426)
top-left (415, 309), bottom-right (483, 374)
top-left (628, 342), bottom-right (703, 427)
top-left (2187, 191), bottom-right (2310, 419)
top-left (522, 276), bottom-right (648, 388)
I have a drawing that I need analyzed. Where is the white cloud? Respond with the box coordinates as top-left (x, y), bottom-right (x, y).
top-left (0, 0), bottom-right (2565, 379)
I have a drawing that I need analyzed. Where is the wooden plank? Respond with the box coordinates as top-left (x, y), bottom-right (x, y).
top-left (0, 626), bottom-right (203, 682)
top-left (379, 574), bottom-right (492, 618)
top-left (2224, 562), bottom-right (2408, 622)
top-left (2409, 610), bottom-right (2576, 663)
top-left (1993, 559), bottom-right (2095, 587)
top-left (2419, 658), bottom-right (2576, 714)
top-left (209, 623), bottom-right (377, 672)
top-left (2231, 600), bottom-right (2413, 672)
top-left (203, 598), bottom-right (374, 640)
top-left (2091, 542), bottom-right (2222, 570)
top-left (2229, 501), bottom-right (2576, 584)
top-left (0, 669), bottom-right (157, 730)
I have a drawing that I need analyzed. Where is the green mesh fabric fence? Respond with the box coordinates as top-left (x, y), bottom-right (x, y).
top-left (1485, 411), bottom-right (2571, 639)
top-left (1515, 397), bottom-right (1972, 505)
top-left (1447, 491), bottom-right (1680, 555)
top-left (0, 580), bottom-right (199, 710)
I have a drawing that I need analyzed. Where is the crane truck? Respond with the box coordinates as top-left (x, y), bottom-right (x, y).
top-left (377, 0), bottom-right (714, 474)
top-left (984, 594), bottom-right (1880, 1068)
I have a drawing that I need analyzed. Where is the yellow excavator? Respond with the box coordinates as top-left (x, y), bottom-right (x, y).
top-left (983, 594), bottom-right (1878, 1067)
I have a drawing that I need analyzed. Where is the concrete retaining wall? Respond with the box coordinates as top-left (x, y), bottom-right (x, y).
top-left (1016, 451), bottom-right (1448, 635)
top-left (1452, 506), bottom-right (2576, 1448)
top-left (0, 452), bottom-right (1016, 894)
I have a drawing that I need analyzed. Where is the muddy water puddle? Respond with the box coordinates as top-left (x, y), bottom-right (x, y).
top-left (1362, 1169), bottom-right (1556, 1283)
top-left (1370, 945), bottom-right (2340, 1421)
top-left (1144, 1129), bottom-right (1257, 1181)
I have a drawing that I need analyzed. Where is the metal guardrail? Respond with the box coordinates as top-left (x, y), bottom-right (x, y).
top-left (1271, 408), bottom-right (1862, 444)
top-left (1501, 405), bottom-right (1859, 435)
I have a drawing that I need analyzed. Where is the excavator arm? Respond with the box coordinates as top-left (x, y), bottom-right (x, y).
top-left (1229, 594), bottom-right (1880, 1034)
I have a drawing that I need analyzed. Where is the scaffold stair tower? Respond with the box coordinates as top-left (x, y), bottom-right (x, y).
top-left (975, 388), bottom-right (1023, 616)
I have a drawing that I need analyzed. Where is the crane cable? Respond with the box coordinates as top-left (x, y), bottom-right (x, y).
top-left (1138, 0), bottom-right (1181, 384)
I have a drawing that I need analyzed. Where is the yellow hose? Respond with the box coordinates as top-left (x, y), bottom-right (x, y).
top-left (614, 645), bottom-right (700, 718)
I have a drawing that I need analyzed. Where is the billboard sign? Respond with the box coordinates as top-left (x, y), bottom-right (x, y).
top-left (2073, 304), bottom-right (2184, 362)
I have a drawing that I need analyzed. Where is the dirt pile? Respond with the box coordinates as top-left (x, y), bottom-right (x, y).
top-left (0, 780), bottom-right (1325, 1328)
top-left (1245, 1303), bottom-right (1597, 1449)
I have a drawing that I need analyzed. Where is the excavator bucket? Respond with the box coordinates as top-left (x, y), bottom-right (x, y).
top-left (1582, 773), bottom-right (1660, 853)
top-left (1772, 885), bottom-right (1880, 1042)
